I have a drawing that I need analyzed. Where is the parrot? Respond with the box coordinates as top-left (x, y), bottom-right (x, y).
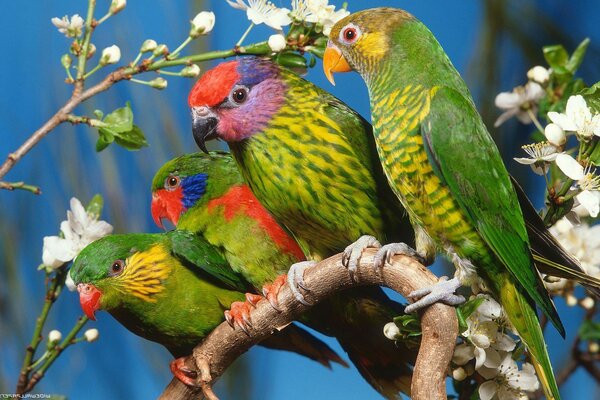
top-left (321, 7), bottom-right (581, 399)
top-left (150, 152), bottom-right (419, 399)
top-left (68, 231), bottom-right (349, 385)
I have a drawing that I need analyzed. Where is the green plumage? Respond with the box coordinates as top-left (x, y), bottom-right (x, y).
top-left (327, 7), bottom-right (566, 399)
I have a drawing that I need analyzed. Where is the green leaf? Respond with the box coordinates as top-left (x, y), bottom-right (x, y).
top-left (102, 102), bottom-right (133, 134)
top-left (580, 81), bottom-right (600, 114)
top-left (275, 52), bottom-right (308, 70)
top-left (93, 109), bottom-right (104, 120)
top-left (543, 44), bottom-right (569, 74)
top-left (96, 128), bottom-right (115, 152)
top-left (456, 297), bottom-right (485, 334)
top-left (588, 141), bottom-right (600, 166)
top-left (566, 38), bottom-right (590, 74)
top-left (579, 319), bottom-right (600, 341)
top-left (85, 194), bottom-right (104, 220)
top-left (114, 125), bottom-right (148, 151)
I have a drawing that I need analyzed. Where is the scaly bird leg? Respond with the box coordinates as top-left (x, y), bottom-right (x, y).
top-left (287, 260), bottom-right (317, 306)
top-left (341, 235), bottom-right (382, 279)
top-left (170, 357), bottom-right (198, 387)
top-left (404, 276), bottom-right (465, 313)
top-left (262, 274), bottom-right (287, 312)
top-left (224, 296), bottom-right (261, 335)
top-left (373, 242), bottom-right (428, 270)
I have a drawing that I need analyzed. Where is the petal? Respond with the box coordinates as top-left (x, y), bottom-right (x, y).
top-left (513, 157), bottom-right (536, 165)
top-left (43, 236), bottom-right (76, 263)
top-left (472, 333), bottom-right (491, 349)
top-left (515, 110), bottom-right (533, 124)
top-left (494, 333), bottom-right (517, 352)
top-left (226, 0), bottom-right (247, 10)
top-left (474, 346), bottom-right (487, 369)
top-left (555, 153), bottom-right (584, 180)
top-left (566, 95), bottom-right (592, 126)
top-left (483, 348), bottom-right (502, 368)
top-left (548, 112), bottom-right (578, 131)
top-left (494, 109), bottom-right (518, 127)
top-left (577, 190), bottom-right (600, 218)
top-left (453, 343), bottom-right (475, 365)
top-left (479, 381), bottom-right (499, 400)
top-left (495, 92), bottom-right (522, 110)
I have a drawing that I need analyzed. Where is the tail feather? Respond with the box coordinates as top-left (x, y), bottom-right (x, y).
top-left (501, 277), bottom-right (561, 400)
top-left (512, 176), bottom-right (600, 297)
top-left (260, 323), bottom-right (348, 369)
top-left (305, 287), bottom-right (417, 399)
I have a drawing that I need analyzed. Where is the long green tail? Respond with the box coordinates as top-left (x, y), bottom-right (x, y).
top-left (500, 277), bottom-right (560, 400)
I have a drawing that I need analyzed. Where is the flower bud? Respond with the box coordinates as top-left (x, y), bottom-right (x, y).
top-left (153, 44), bottom-right (168, 57)
top-left (527, 66), bottom-right (550, 85)
top-left (110, 0), bottom-right (126, 15)
top-left (580, 297), bottom-right (595, 310)
top-left (100, 45), bottom-right (121, 65)
top-left (566, 294), bottom-right (578, 306)
top-left (86, 43), bottom-right (97, 59)
top-left (181, 64), bottom-right (201, 78)
top-left (190, 11), bottom-right (215, 38)
top-left (589, 342), bottom-right (600, 353)
top-left (140, 39), bottom-right (157, 53)
top-left (452, 367), bottom-right (467, 381)
top-left (149, 77), bottom-right (168, 90)
top-left (48, 330), bottom-right (62, 344)
top-left (544, 123), bottom-right (566, 147)
top-left (383, 322), bottom-right (400, 340)
top-left (61, 54), bottom-right (72, 69)
top-left (84, 328), bottom-right (99, 342)
top-left (268, 34), bottom-right (287, 52)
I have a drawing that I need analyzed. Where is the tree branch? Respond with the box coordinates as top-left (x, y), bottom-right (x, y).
top-left (159, 249), bottom-right (458, 400)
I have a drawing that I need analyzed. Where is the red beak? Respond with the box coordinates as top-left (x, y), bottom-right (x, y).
top-left (151, 192), bottom-right (166, 229)
top-left (77, 283), bottom-right (102, 321)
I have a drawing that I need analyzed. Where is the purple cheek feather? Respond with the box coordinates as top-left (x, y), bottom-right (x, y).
top-left (217, 78), bottom-right (287, 142)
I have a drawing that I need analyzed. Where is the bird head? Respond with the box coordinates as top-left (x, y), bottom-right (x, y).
top-left (323, 8), bottom-right (416, 85)
top-left (188, 57), bottom-right (287, 150)
top-left (151, 152), bottom-right (242, 229)
top-left (69, 234), bottom-right (172, 320)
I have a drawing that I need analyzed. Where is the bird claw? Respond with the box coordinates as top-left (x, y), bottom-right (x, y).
top-left (373, 242), bottom-right (426, 270)
top-left (404, 276), bottom-right (465, 313)
top-left (245, 293), bottom-right (263, 308)
top-left (224, 300), bottom-right (255, 335)
top-left (342, 235), bottom-right (382, 279)
top-left (170, 357), bottom-right (199, 387)
top-left (287, 261), bottom-right (317, 306)
top-left (262, 274), bottom-right (287, 312)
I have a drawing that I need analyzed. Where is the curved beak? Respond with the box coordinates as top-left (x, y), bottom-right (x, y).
top-left (191, 106), bottom-right (219, 154)
top-left (323, 42), bottom-right (352, 86)
top-left (77, 283), bottom-right (102, 321)
top-left (151, 191), bottom-right (166, 229)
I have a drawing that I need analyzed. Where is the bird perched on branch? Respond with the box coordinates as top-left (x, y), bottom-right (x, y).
top-left (321, 7), bottom-right (594, 399)
top-left (150, 152), bottom-right (418, 398)
top-left (68, 231), bottom-right (347, 386)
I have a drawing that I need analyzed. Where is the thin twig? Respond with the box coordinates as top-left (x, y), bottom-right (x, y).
top-left (159, 249), bottom-right (458, 400)
top-left (0, 181), bottom-right (41, 194)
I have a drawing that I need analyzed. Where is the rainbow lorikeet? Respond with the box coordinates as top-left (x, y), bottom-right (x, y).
top-left (321, 7), bottom-right (590, 399)
top-left (150, 152), bottom-right (419, 398)
top-left (68, 231), bottom-right (348, 385)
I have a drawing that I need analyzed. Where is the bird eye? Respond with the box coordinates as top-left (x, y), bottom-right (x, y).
top-left (230, 86), bottom-right (249, 105)
top-left (109, 259), bottom-right (124, 276)
top-left (339, 24), bottom-right (361, 44)
top-left (165, 175), bottom-right (180, 190)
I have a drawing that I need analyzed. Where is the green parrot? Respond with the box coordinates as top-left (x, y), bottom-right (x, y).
top-left (149, 152), bottom-right (418, 399)
top-left (322, 7), bottom-right (574, 399)
top-left (68, 231), bottom-right (348, 386)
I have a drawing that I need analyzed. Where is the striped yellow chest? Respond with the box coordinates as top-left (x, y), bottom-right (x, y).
top-left (371, 85), bottom-right (480, 250)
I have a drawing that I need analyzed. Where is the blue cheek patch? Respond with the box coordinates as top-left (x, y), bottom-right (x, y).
top-left (182, 173), bottom-right (208, 209)
top-left (238, 58), bottom-right (279, 87)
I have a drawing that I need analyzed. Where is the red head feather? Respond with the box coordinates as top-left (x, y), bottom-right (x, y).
top-left (188, 61), bottom-right (240, 107)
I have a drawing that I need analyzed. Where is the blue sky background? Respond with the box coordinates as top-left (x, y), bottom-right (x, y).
top-left (1, 1), bottom-right (599, 399)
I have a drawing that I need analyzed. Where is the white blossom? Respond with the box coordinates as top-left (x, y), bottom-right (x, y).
top-left (190, 11), bottom-right (216, 38)
top-left (554, 154), bottom-right (600, 217)
top-left (110, 0), bottom-right (126, 14)
top-left (544, 123), bottom-right (566, 147)
top-left (227, 0), bottom-right (291, 30)
top-left (291, 0), bottom-right (350, 35)
top-left (383, 322), bottom-right (400, 340)
top-left (100, 45), bottom-right (121, 65)
top-left (548, 95), bottom-right (600, 140)
top-left (48, 330), bottom-right (62, 344)
top-left (513, 142), bottom-right (560, 175)
top-left (527, 65), bottom-right (550, 85)
top-left (494, 82), bottom-right (545, 127)
top-left (51, 14), bottom-right (84, 38)
top-left (550, 217), bottom-right (600, 277)
top-left (478, 355), bottom-right (539, 400)
top-left (268, 33), bottom-right (287, 51)
top-left (84, 329), bottom-right (99, 342)
top-left (42, 198), bottom-right (113, 269)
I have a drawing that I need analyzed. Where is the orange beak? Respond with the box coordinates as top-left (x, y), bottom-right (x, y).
top-left (323, 43), bottom-right (352, 86)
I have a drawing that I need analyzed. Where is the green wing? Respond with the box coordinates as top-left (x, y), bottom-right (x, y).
top-left (421, 86), bottom-right (563, 335)
top-left (167, 229), bottom-right (250, 292)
